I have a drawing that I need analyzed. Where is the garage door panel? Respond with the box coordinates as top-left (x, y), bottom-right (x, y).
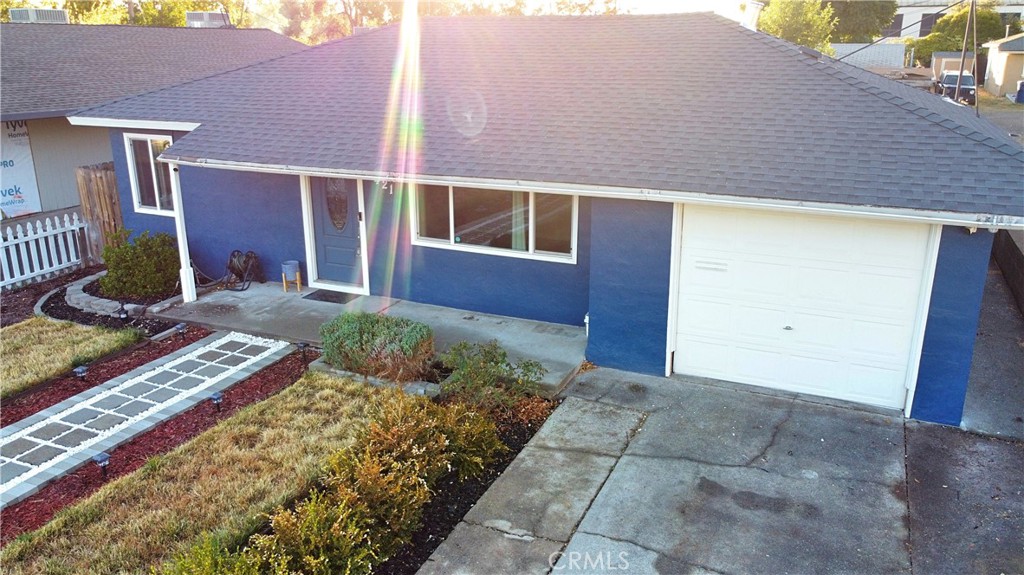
top-left (845, 364), bottom-right (906, 406)
top-left (852, 272), bottom-right (923, 312)
top-left (786, 354), bottom-right (845, 388)
top-left (675, 338), bottom-right (733, 376)
top-left (848, 319), bottom-right (913, 359)
top-left (679, 298), bottom-right (734, 336)
top-left (674, 205), bottom-right (930, 409)
top-left (788, 312), bottom-right (845, 350)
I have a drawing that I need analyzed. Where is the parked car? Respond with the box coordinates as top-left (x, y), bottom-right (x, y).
top-left (933, 71), bottom-right (977, 105)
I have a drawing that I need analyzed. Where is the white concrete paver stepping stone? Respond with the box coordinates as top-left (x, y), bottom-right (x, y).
top-left (0, 331), bottom-right (290, 509)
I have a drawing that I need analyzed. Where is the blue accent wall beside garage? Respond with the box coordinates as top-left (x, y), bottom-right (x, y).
top-left (912, 226), bottom-right (994, 425)
top-left (586, 198), bottom-right (674, 375)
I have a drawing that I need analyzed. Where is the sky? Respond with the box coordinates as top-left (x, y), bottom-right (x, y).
top-left (242, 0), bottom-right (754, 31)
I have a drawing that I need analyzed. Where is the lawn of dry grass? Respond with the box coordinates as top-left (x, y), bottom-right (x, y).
top-left (977, 87), bottom-right (1022, 112)
top-left (0, 317), bottom-right (141, 399)
top-left (1, 371), bottom-right (371, 575)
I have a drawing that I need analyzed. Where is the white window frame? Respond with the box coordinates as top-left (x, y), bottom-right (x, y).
top-left (124, 132), bottom-right (175, 217)
top-left (410, 184), bottom-right (578, 264)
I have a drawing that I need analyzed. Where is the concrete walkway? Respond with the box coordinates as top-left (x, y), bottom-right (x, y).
top-left (421, 368), bottom-right (1024, 574)
top-left (147, 282), bottom-right (586, 394)
top-left (0, 331), bottom-right (290, 509)
top-left (962, 261), bottom-right (1024, 440)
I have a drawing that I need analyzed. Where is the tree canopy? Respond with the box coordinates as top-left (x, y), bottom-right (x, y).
top-left (1, 0), bottom-right (252, 26)
top-left (758, 0), bottom-right (837, 56)
top-left (826, 0), bottom-right (896, 43)
top-left (906, 4), bottom-right (1022, 66)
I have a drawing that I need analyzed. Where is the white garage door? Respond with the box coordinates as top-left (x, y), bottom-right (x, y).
top-left (673, 205), bottom-right (932, 409)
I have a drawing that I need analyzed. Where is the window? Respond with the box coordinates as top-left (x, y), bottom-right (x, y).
top-left (919, 13), bottom-right (937, 37)
top-left (413, 184), bottom-right (576, 262)
top-left (125, 133), bottom-right (174, 215)
top-left (881, 14), bottom-right (903, 38)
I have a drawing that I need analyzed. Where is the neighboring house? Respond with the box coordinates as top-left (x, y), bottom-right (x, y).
top-left (984, 33), bottom-right (1024, 96)
top-left (0, 23), bottom-right (305, 222)
top-left (887, 0), bottom-right (1024, 38)
top-left (70, 14), bottom-right (1023, 426)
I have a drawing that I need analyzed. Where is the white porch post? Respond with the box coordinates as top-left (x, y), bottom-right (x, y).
top-left (169, 162), bottom-right (196, 302)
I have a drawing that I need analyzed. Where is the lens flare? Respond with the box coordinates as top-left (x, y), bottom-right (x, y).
top-left (368, 0), bottom-right (422, 299)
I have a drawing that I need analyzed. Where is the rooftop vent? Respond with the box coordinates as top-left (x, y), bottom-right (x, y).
top-left (185, 11), bottom-right (231, 28)
top-left (9, 8), bottom-right (69, 24)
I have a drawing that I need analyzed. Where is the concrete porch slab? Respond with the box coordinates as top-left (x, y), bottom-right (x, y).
top-left (147, 282), bottom-right (587, 394)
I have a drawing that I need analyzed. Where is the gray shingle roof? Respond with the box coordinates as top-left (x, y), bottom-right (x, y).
top-left (73, 13), bottom-right (1024, 220)
top-left (996, 34), bottom-right (1024, 52)
top-left (0, 23), bottom-right (305, 120)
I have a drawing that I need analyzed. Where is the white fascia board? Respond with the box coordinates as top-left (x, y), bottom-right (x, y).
top-left (67, 116), bottom-right (201, 132)
top-left (166, 156), bottom-right (1024, 230)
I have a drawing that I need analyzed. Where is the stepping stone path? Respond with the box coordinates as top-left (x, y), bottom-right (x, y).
top-left (0, 331), bottom-right (290, 509)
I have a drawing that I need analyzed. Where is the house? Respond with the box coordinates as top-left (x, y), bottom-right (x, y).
top-left (887, 1), bottom-right (1024, 39)
top-left (69, 13), bottom-right (1023, 426)
top-left (984, 33), bottom-right (1024, 97)
top-left (0, 23), bottom-right (305, 221)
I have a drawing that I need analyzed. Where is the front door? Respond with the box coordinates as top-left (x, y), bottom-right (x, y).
top-left (312, 177), bottom-right (362, 287)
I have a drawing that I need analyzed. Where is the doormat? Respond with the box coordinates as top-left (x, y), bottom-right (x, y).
top-left (302, 290), bottom-right (360, 305)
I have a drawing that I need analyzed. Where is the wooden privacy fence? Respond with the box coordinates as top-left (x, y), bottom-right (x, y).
top-left (76, 161), bottom-right (122, 262)
top-left (1, 213), bottom-right (86, 289)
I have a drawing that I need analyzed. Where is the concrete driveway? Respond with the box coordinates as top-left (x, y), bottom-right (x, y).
top-left (422, 368), bottom-right (1024, 574)
top-left (558, 371), bottom-right (911, 574)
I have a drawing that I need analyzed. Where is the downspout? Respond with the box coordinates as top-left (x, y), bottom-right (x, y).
top-left (168, 162), bottom-right (197, 303)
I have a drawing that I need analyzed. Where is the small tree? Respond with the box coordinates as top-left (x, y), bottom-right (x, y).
top-left (827, 0), bottom-right (897, 43)
top-left (759, 0), bottom-right (838, 56)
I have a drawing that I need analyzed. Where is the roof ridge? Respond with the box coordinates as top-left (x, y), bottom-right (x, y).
top-left (722, 14), bottom-right (1023, 161)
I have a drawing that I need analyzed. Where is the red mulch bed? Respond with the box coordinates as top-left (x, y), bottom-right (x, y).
top-left (1, 327), bottom-right (213, 428)
top-left (0, 265), bottom-right (104, 328)
top-left (0, 350), bottom-right (315, 547)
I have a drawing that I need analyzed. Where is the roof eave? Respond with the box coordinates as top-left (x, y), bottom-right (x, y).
top-left (0, 109), bottom-right (75, 122)
top-left (67, 116), bottom-right (201, 131)
top-left (162, 155), bottom-right (1024, 231)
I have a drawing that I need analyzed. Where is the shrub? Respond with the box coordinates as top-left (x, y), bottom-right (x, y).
top-left (99, 229), bottom-right (180, 299)
top-left (165, 388), bottom-right (507, 574)
top-left (319, 312), bottom-right (433, 382)
top-left (440, 340), bottom-right (545, 415)
top-left (325, 448), bottom-right (432, 559)
top-left (242, 491), bottom-right (376, 575)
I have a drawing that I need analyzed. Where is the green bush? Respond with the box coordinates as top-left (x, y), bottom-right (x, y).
top-left (319, 312), bottom-right (433, 382)
top-left (242, 491), bottom-right (376, 575)
top-left (99, 229), bottom-right (180, 299)
top-left (440, 340), bottom-right (545, 416)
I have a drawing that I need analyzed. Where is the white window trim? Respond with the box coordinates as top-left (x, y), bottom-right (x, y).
top-left (124, 132), bottom-right (175, 217)
top-left (410, 184), bottom-right (579, 265)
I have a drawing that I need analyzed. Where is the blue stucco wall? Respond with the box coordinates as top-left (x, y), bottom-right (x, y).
top-left (110, 129), bottom-right (304, 283)
top-left (912, 226), bottom-right (994, 425)
top-left (176, 167), bottom-right (304, 282)
top-left (363, 183), bottom-right (591, 325)
top-left (586, 198), bottom-right (674, 375)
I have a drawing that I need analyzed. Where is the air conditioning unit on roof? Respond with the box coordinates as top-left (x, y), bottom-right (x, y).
top-left (9, 8), bottom-right (69, 24)
top-left (185, 11), bottom-right (231, 28)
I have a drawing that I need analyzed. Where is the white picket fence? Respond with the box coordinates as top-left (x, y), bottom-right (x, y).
top-left (1, 213), bottom-right (87, 289)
